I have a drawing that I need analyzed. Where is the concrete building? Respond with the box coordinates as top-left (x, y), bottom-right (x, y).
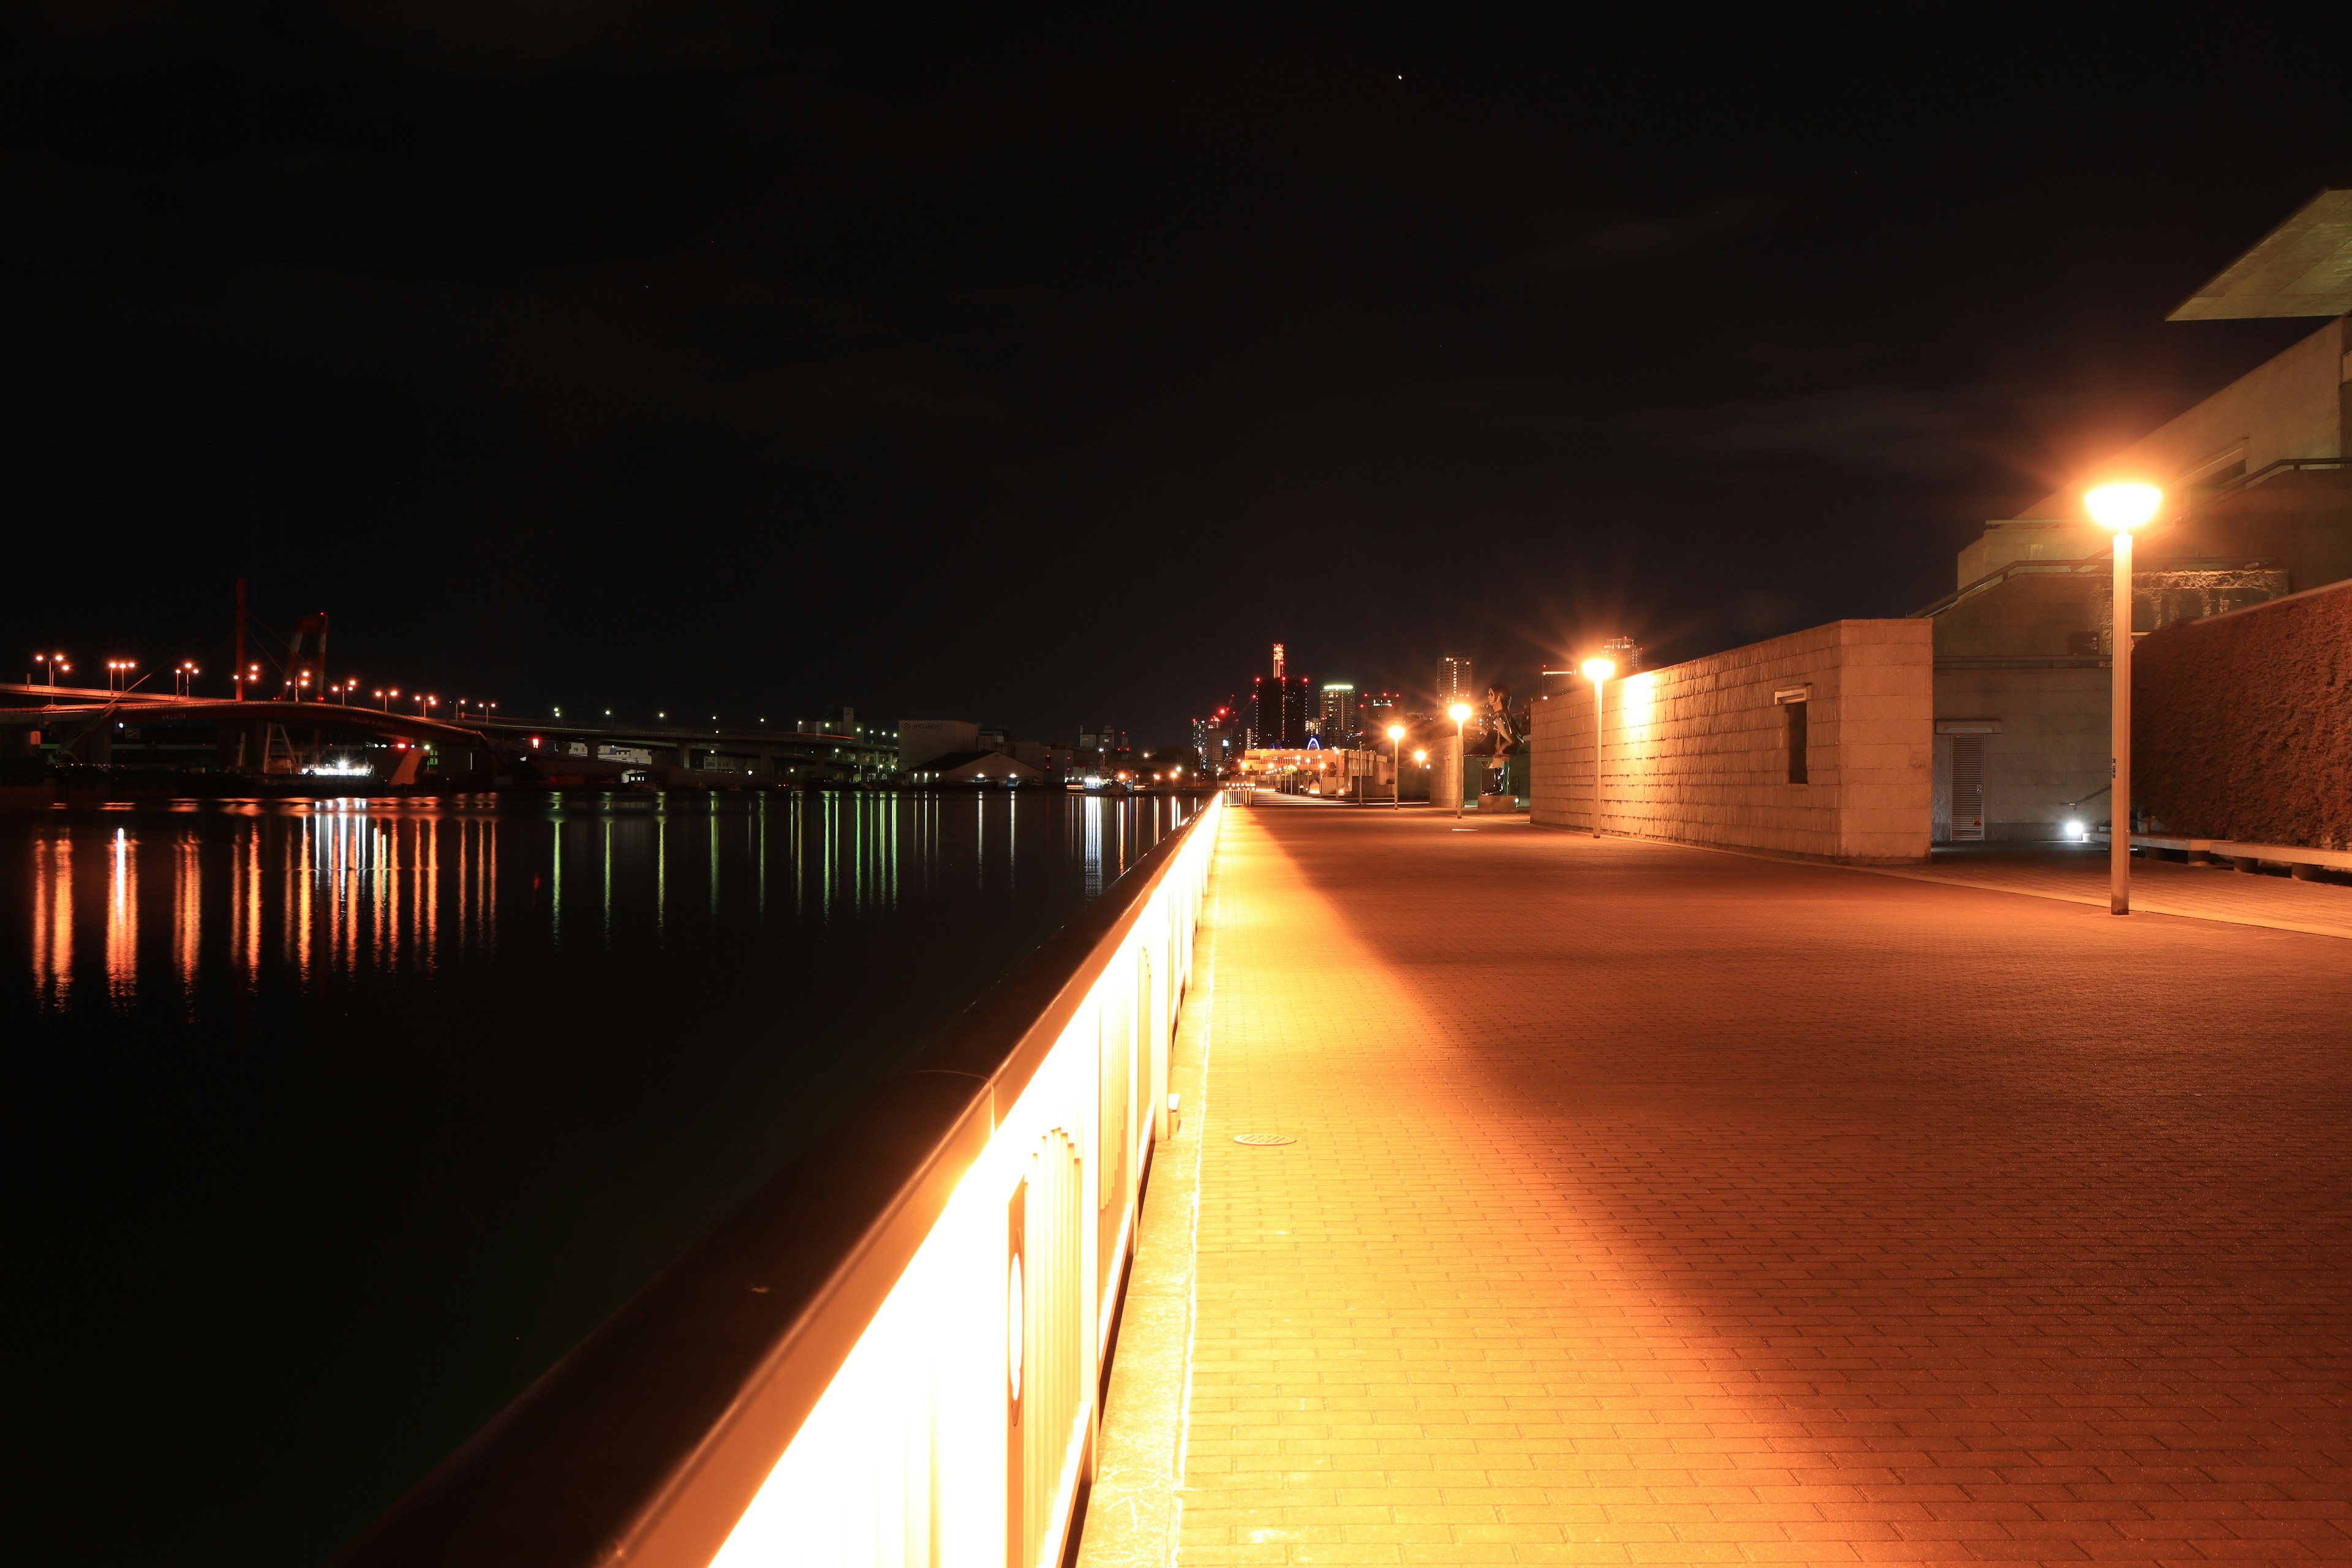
top-left (897, 719), bottom-right (980, 771)
top-left (1076, 723), bottom-right (1128, 774)
top-left (902, 749), bottom-right (1045, 786)
top-left (1915, 193), bottom-right (2351, 843)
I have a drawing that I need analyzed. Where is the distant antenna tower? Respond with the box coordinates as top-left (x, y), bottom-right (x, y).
top-left (1272, 641), bottom-right (1286, 677)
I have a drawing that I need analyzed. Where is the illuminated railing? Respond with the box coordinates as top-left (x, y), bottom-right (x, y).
top-left (336, 791), bottom-right (1222, 1568)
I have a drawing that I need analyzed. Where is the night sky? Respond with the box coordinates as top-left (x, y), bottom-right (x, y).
top-left (6, 8), bottom-right (2346, 741)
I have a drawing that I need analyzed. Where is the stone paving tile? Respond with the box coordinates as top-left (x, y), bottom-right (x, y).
top-left (1166, 809), bottom-right (2352, 1567)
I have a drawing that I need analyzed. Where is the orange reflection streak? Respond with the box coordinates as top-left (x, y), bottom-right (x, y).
top-left (455, 816), bottom-right (470, 955)
top-left (175, 833), bottom-right (202, 998)
top-left (107, 828), bottom-right (137, 1003)
top-left (242, 826), bottom-right (262, 984)
top-left (337, 813), bottom-right (355, 973)
top-left (422, 815), bottom-right (440, 967)
top-left (294, 816), bottom-right (313, 979)
top-left (407, 818), bottom-right (423, 966)
top-left (377, 822), bottom-right (393, 973)
top-left (32, 835), bottom-right (72, 1008)
top-left (326, 813), bottom-right (343, 973)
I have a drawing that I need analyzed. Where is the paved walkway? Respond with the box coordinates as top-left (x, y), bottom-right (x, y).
top-left (1873, 846), bottom-right (2352, 943)
top-left (1087, 807), bottom-right (2352, 1566)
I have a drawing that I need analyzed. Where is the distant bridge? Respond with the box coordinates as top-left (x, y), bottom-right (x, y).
top-left (0, 684), bottom-right (897, 785)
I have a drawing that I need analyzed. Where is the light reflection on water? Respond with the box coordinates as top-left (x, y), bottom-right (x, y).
top-left (16, 791), bottom-right (1186, 1010)
top-left (4, 788), bottom-right (1191, 1568)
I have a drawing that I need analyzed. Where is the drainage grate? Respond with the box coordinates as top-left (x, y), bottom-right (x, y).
top-left (1231, 1133), bottom-right (1297, 1146)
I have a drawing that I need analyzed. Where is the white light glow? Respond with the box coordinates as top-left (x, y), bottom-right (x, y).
top-left (2086, 482), bottom-right (2162, 531)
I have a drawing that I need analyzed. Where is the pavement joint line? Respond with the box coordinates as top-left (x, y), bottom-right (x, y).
top-left (1540, 824), bottom-right (2352, 943)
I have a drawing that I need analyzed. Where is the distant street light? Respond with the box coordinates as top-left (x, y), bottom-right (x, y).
top-left (174, 660), bottom-right (200, 697)
top-left (34, 652), bottom-right (71, 688)
top-left (2086, 481), bottom-right (2162, 914)
top-left (1386, 723), bottom-right (1406, 809)
top-left (1581, 658), bottom-right (1616, 839)
top-left (1446, 701), bottom-right (1473, 819)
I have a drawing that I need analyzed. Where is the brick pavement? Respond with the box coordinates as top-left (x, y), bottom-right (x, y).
top-left (1144, 807), bottom-right (2352, 1567)
top-left (1863, 848), bottom-right (2352, 943)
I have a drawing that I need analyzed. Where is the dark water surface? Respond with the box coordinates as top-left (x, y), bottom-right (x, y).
top-left (4, 790), bottom-right (1189, 1567)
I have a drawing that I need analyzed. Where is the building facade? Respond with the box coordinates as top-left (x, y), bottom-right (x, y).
top-left (1920, 309), bottom-right (2350, 841)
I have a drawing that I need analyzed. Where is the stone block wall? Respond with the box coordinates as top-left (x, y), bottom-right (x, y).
top-left (1931, 667), bottom-right (2109, 841)
top-left (1531, 619), bottom-right (1932, 864)
top-left (2134, 578), bottom-right (2352, 850)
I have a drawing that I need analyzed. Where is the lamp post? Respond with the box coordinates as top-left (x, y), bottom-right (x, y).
top-left (1580, 657), bottom-right (1616, 839)
top-left (1446, 702), bottom-right (1472, 818)
top-left (2086, 482), bottom-right (2162, 914)
top-left (1386, 723), bottom-right (1406, 809)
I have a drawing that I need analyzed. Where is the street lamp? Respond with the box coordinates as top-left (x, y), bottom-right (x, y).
top-left (1580, 658), bottom-right (1616, 838)
top-left (175, 660), bottom-right (200, 697)
top-left (1386, 723), bottom-right (1406, 809)
top-left (2086, 481), bottom-right (2162, 914)
top-left (34, 652), bottom-right (70, 688)
top-left (1446, 701), bottom-right (1472, 818)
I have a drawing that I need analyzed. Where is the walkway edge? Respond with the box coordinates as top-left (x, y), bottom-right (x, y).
top-left (1076, 855), bottom-right (1223, 1568)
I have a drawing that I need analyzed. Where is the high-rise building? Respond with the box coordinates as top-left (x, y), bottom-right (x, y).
top-left (1437, 653), bottom-right (1474, 710)
top-left (1249, 673), bottom-right (1310, 748)
top-left (1272, 641), bottom-right (1286, 678)
top-left (1600, 635), bottom-right (1645, 673)
top-left (1319, 684), bottom-right (1359, 747)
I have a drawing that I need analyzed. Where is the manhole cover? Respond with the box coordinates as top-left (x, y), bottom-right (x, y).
top-left (1231, 1133), bottom-right (1297, 1146)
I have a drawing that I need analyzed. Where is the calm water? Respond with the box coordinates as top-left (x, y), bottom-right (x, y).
top-left (3, 790), bottom-right (1190, 1567)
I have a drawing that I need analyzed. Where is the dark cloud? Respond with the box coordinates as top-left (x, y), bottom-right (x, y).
top-left (1504, 198), bottom-right (1769, 276)
top-left (1620, 385), bottom-right (2013, 481)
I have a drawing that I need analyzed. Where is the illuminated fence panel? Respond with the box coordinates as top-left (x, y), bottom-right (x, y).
top-left (334, 794), bottom-right (1220, 1568)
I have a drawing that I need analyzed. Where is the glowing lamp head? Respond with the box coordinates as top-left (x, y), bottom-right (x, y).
top-left (1412, 748), bottom-right (1428, 763)
top-left (1447, 702), bottom-right (1472, 724)
top-left (1581, 657), bottom-right (1616, 682)
top-left (1385, 723), bottom-right (1406, 742)
top-left (2086, 482), bottom-right (2162, 532)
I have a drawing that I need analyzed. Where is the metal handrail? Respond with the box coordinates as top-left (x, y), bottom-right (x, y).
top-left (2216, 454), bottom-right (2351, 492)
top-left (334, 793), bottom-right (1221, 1568)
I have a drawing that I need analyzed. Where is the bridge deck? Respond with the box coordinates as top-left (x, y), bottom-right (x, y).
top-left (1088, 807), bottom-right (2352, 1567)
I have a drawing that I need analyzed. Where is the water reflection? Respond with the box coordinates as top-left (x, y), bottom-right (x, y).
top-left (7, 787), bottom-right (1196, 1568)
top-left (31, 834), bottom-right (70, 1005)
top-left (13, 791), bottom-right (1191, 1011)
